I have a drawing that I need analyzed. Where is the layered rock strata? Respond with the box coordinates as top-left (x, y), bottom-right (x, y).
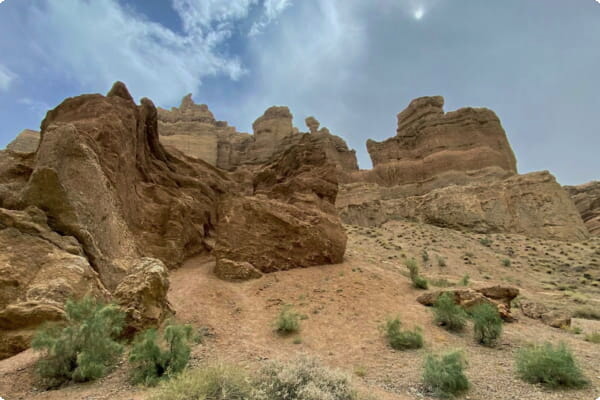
top-left (565, 181), bottom-right (600, 236)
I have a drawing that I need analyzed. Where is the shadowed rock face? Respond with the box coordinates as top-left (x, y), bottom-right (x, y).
top-left (365, 96), bottom-right (517, 188)
top-left (565, 181), bottom-right (600, 236)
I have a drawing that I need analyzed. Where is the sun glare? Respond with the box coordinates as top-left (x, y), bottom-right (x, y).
top-left (414, 7), bottom-right (425, 20)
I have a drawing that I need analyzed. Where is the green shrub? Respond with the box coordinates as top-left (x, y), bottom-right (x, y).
top-left (502, 258), bottom-right (511, 267)
top-left (253, 356), bottom-right (358, 400)
top-left (150, 363), bottom-right (252, 400)
top-left (422, 249), bottom-right (430, 263)
top-left (406, 258), bottom-right (428, 289)
top-left (437, 257), bottom-right (447, 267)
top-left (459, 274), bottom-right (470, 286)
top-left (382, 317), bottom-right (423, 350)
top-left (31, 296), bottom-right (124, 387)
top-left (584, 332), bottom-right (600, 344)
top-left (274, 305), bottom-right (301, 334)
top-left (433, 293), bottom-right (467, 332)
top-left (479, 237), bottom-right (492, 247)
top-left (423, 350), bottom-right (469, 398)
top-left (515, 343), bottom-right (588, 388)
top-left (129, 324), bottom-right (194, 386)
top-left (471, 303), bottom-right (502, 346)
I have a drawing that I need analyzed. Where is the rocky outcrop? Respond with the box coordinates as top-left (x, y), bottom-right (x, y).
top-left (0, 82), bottom-right (349, 356)
top-left (565, 181), bottom-right (600, 236)
top-left (214, 135), bottom-right (347, 276)
top-left (0, 206), bottom-right (108, 358)
top-left (5, 129), bottom-right (40, 153)
top-left (365, 96), bottom-right (517, 190)
top-left (157, 96), bottom-right (359, 174)
top-left (158, 94), bottom-right (246, 167)
top-left (416, 285), bottom-right (520, 322)
top-left (113, 258), bottom-right (173, 336)
top-left (339, 171), bottom-right (588, 241)
top-left (519, 300), bottom-right (571, 328)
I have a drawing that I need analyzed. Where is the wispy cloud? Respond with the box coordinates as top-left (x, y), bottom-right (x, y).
top-left (0, 64), bottom-right (16, 92)
top-left (249, 0), bottom-right (292, 36)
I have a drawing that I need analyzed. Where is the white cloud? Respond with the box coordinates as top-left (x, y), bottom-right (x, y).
top-left (26, 0), bottom-right (266, 105)
top-left (249, 0), bottom-right (292, 36)
top-left (0, 64), bottom-right (16, 92)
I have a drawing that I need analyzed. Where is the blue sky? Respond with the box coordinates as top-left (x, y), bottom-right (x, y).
top-left (0, 0), bottom-right (598, 185)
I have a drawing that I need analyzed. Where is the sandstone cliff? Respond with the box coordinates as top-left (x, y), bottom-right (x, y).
top-left (565, 181), bottom-right (600, 236)
top-left (364, 96), bottom-right (517, 190)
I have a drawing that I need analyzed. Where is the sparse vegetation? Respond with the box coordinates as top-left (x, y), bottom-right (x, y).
top-left (502, 258), bottom-right (511, 267)
top-left (31, 296), bottom-right (125, 387)
top-left (584, 332), bottom-right (600, 344)
top-left (274, 305), bottom-right (301, 334)
top-left (471, 303), bottom-right (503, 346)
top-left (150, 363), bottom-right (253, 400)
top-left (515, 343), bottom-right (588, 388)
top-left (573, 307), bottom-right (600, 320)
top-left (433, 293), bottom-right (467, 332)
top-left (459, 274), bottom-right (470, 286)
top-left (437, 256), bottom-right (447, 267)
top-left (422, 249), bottom-right (430, 263)
top-left (382, 317), bottom-right (423, 350)
top-left (423, 350), bottom-right (469, 398)
top-left (479, 237), bottom-right (493, 247)
top-left (254, 356), bottom-right (359, 400)
top-left (129, 323), bottom-right (195, 386)
top-left (406, 258), bottom-right (428, 289)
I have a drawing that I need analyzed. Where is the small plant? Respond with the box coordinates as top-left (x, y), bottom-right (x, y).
top-left (515, 342), bottom-right (588, 388)
top-left (31, 296), bottom-right (124, 387)
top-left (479, 237), bottom-right (492, 247)
top-left (422, 249), bottom-right (430, 263)
top-left (354, 365), bottom-right (367, 378)
top-left (254, 356), bottom-right (358, 400)
top-left (502, 258), bottom-right (511, 267)
top-left (150, 363), bottom-right (252, 400)
top-left (382, 317), bottom-right (423, 350)
top-left (584, 332), bottom-right (600, 344)
top-left (437, 257), bottom-right (447, 267)
top-left (433, 293), bottom-right (467, 332)
top-left (459, 274), bottom-right (470, 286)
top-left (471, 303), bottom-right (502, 346)
top-left (129, 323), bottom-right (194, 386)
top-left (573, 307), bottom-right (600, 320)
top-left (293, 336), bottom-right (303, 345)
top-left (274, 305), bottom-right (301, 334)
top-left (406, 258), bottom-right (428, 289)
top-left (423, 350), bottom-right (469, 398)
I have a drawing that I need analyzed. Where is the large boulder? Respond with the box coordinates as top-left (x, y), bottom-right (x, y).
top-left (214, 135), bottom-right (347, 276)
top-left (113, 258), bottom-right (173, 336)
top-left (0, 206), bottom-right (108, 358)
top-left (565, 181), bottom-right (600, 236)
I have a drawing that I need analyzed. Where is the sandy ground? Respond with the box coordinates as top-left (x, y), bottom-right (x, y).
top-left (1, 220), bottom-right (599, 400)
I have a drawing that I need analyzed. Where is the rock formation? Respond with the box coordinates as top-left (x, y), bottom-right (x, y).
top-left (364, 96), bottom-right (517, 189)
top-left (0, 82), bottom-right (348, 358)
top-left (565, 181), bottom-right (600, 236)
top-left (157, 95), bottom-right (359, 174)
top-left (5, 129), bottom-right (40, 153)
top-left (336, 96), bottom-right (589, 241)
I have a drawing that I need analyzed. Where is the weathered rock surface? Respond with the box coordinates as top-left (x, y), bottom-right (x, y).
top-left (339, 171), bottom-right (588, 241)
top-left (214, 258), bottom-right (263, 281)
top-left (416, 285), bottom-right (519, 321)
top-left (519, 299), bottom-right (572, 328)
top-left (113, 258), bottom-right (173, 336)
top-left (214, 135), bottom-right (347, 275)
top-left (365, 96), bottom-right (517, 189)
top-left (157, 96), bottom-right (359, 174)
top-left (0, 206), bottom-right (108, 358)
top-left (565, 181), bottom-right (600, 236)
top-left (5, 130), bottom-right (40, 153)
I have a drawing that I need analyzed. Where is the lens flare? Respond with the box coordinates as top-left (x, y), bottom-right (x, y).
top-left (414, 7), bottom-right (425, 20)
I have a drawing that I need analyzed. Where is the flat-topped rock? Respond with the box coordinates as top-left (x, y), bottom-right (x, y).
top-left (5, 130), bottom-right (40, 153)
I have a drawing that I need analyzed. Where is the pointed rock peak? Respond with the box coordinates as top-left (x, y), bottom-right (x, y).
top-left (305, 116), bottom-right (320, 134)
top-left (107, 81), bottom-right (135, 103)
top-left (180, 93), bottom-right (195, 109)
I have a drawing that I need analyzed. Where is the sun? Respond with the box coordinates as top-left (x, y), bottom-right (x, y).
top-left (413, 7), bottom-right (425, 20)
